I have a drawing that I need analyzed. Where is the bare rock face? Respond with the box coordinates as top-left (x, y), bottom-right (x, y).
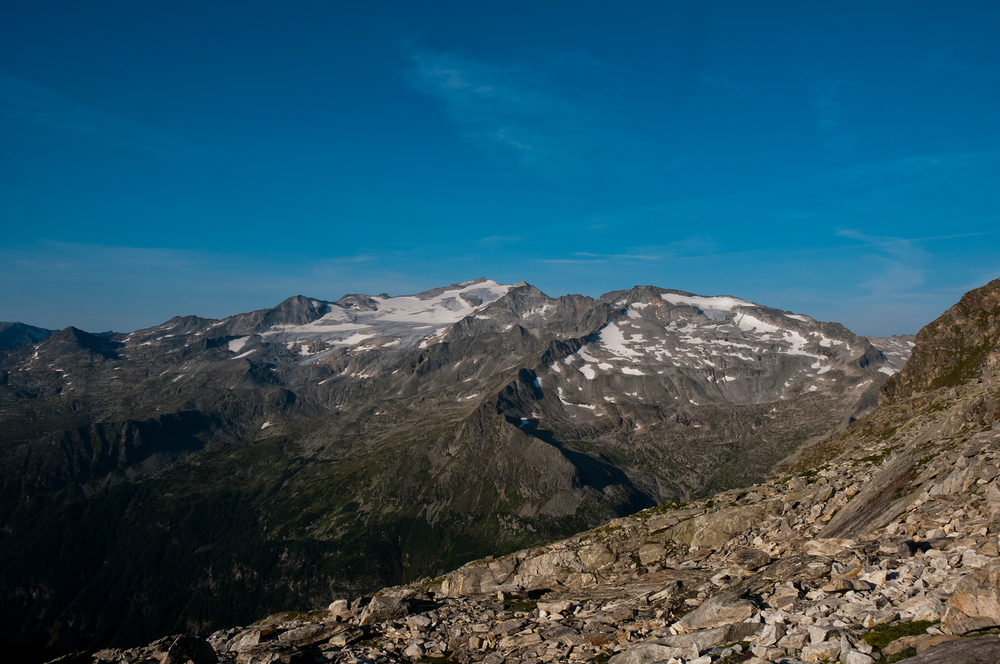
top-left (670, 591), bottom-right (756, 633)
top-left (942, 564), bottom-right (1000, 634)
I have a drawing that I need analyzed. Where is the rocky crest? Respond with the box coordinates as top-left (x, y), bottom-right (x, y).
top-left (50, 280), bottom-right (1000, 664)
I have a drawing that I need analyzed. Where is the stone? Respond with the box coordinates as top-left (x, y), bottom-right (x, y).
top-left (163, 635), bottom-right (218, 664)
top-left (403, 643), bottom-right (426, 659)
top-left (841, 650), bottom-right (876, 664)
top-left (804, 538), bottom-right (857, 557)
top-left (901, 595), bottom-right (946, 622)
top-left (671, 591), bottom-right (757, 633)
top-left (729, 548), bottom-right (772, 571)
top-left (801, 641), bottom-right (842, 661)
top-left (808, 625), bottom-right (841, 644)
top-left (277, 623), bottom-right (345, 647)
top-left (608, 642), bottom-right (688, 664)
top-left (358, 595), bottom-right (415, 625)
top-left (328, 599), bottom-right (350, 619)
top-left (656, 622), bottom-right (763, 653)
top-left (942, 563), bottom-right (1000, 634)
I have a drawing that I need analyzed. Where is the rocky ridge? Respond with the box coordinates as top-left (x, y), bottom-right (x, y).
top-left (1, 280), bottom-right (912, 650)
top-left (57, 280), bottom-right (1000, 664)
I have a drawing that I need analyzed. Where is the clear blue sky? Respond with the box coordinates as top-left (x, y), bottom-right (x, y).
top-left (1, 1), bottom-right (997, 337)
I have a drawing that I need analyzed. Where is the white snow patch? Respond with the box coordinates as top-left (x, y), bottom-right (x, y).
top-left (228, 337), bottom-right (249, 353)
top-left (599, 323), bottom-right (643, 358)
top-left (621, 367), bottom-right (646, 376)
top-left (736, 313), bottom-right (782, 335)
top-left (808, 385), bottom-right (818, 392)
top-left (878, 367), bottom-right (898, 376)
top-left (784, 314), bottom-right (812, 322)
top-left (662, 293), bottom-right (755, 312)
top-left (261, 421), bottom-right (272, 429)
top-left (580, 365), bottom-right (596, 380)
top-left (232, 349), bottom-right (256, 359)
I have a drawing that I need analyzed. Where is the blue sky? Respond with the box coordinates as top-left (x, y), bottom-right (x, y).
top-left (1, 1), bottom-right (998, 336)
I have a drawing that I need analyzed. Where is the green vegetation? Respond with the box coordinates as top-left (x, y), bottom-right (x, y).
top-left (503, 599), bottom-right (537, 613)
top-left (863, 620), bottom-right (935, 650)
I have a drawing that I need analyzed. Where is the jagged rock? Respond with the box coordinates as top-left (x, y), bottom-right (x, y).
top-left (608, 642), bottom-right (689, 664)
top-left (657, 622), bottom-right (764, 652)
top-left (403, 643), bottom-right (426, 659)
top-left (276, 622), bottom-right (343, 646)
top-left (671, 591), bottom-right (757, 633)
top-left (328, 599), bottom-right (351, 620)
top-left (729, 548), bottom-right (771, 571)
top-left (358, 595), bottom-right (417, 625)
top-left (162, 634), bottom-right (218, 664)
top-left (802, 640), bottom-right (842, 661)
top-left (942, 563), bottom-right (1000, 634)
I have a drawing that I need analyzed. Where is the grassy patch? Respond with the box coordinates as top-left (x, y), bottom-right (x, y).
top-left (862, 620), bottom-right (936, 650)
top-left (503, 599), bottom-right (537, 613)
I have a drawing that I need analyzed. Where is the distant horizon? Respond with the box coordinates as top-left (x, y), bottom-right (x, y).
top-left (1, 274), bottom-right (963, 339)
top-left (2, 2), bottom-right (997, 339)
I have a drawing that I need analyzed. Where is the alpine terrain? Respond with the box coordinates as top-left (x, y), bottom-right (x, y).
top-left (0, 279), bottom-right (911, 653)
top-left (43, 280), bottom-right (1000, 664)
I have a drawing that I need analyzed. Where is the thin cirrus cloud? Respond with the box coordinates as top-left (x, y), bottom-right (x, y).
top-left (811, 77), bottom-right (855, 149)
top-left (405, 46), bottom-right (607, 174)
top-left (0, 70), bottom-right (188, 157)
top-left (836, 230), bottom-right (929, 299)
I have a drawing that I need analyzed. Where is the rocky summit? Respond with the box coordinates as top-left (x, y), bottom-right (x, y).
top-left (0, 280), bottom-right (911, 650)
top-left (43, 277), bottom-right (1000, 664)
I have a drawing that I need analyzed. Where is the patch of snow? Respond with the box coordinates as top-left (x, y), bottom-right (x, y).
top-left (599, 323), bottom-right (643, 358)
top-left (662, 293), bottom-right (755, 313)
top-left (580, 365), bottom-right (596, 380)
top-left (808, 385), bottom-right (818, 392)
top-left (784, 314), bottom-right (812, 322)
top-left (878, 367), bottom-right (898, 375)
top-left (261, 421), bottom-right (272, 429)
top-left (228, 337), bottom-right (249, 353)
top-left (736, 313), bottom-right (782, 335)
top-left (232, 349), bottom-right (256, 359)
top-left (621, 367), bottom-right (646, 376)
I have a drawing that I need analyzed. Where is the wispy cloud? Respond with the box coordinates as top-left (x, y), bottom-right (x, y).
top-left (405, 46), bottom-right (607, 174)
top-left (811, 77), bottom-right (855, 149)
top-left (837, 230), bottom-right (928, 297)
top-left (0, 71), bottom-right (187, 156)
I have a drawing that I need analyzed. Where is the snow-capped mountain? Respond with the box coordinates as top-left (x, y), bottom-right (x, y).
top-left (0, 279), bottom-right (911, 650)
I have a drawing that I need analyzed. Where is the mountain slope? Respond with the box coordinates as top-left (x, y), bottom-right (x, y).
top-left (0, 279), bottom-right (909, 650)
top-left (57, 277), bottom-right (1000, 664)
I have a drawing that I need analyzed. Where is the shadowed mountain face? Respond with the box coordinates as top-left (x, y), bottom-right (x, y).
top-left (0, 322), bottom-right (54, 351)
top-left (0, 279), bottom-right (909, 650)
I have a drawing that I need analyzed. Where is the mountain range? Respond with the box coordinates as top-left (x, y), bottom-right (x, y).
top-left (0, 279), bottom-right (913, 651)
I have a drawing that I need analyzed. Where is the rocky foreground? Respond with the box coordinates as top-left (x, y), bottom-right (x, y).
top-left (58, 384), bottom-right (1000, 663)
top-left (50, 280), bottom-right (1000, 664)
